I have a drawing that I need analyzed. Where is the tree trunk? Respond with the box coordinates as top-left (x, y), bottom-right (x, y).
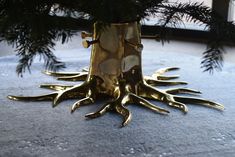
top-left (87, 22), bottom-right (143, 97)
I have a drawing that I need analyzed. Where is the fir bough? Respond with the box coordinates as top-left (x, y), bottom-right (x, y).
top-left (0, 0), bottom-right (235, 75)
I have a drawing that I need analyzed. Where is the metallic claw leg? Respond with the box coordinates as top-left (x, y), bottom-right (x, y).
top-left (52, 83), bottom-right (88, 106)
top-left (140, 84), bottom-right (188, 112)
top-left (139, 83), bottom-right (223, 112)
top-left (115, 105), bottom-right (132, 127)
top-left (165, 88), bottom-right (201, 95)
top-left (8, 82), bottom-right (89, 107)
top-left (8, 93), bottom-right (57, 101)
top-left (71, 97), bottom-right (94, 113)
top-left (155, 67), bottom-right (180, 75)
top-left (85, 93), bottom-right (132, 126)
top-left (40, 84), bottom-right (73, 91)
top-left (168, 101), bottom-right (188, 113)
top-left (152, 75), bottom-right (179, 80)
top-left (85, 103), bottom-right (111, 118)
top-left (128, 93), bottom-right (169, 114)
top-left (173, 96), bottom-right (224, 110)
top-left (82, 67), bottom-right (89, 72)
top-left (144, 76), bottom-right (187, 86)
top-left (57, 73), bottom-right (88, 81)
top-left (43, 71), bottom-right (83, 77)
top-left (152, 67), bottom-right (180, 81)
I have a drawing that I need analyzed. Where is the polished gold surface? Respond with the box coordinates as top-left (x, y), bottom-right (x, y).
top-left (8, 22), bottom-right (224, 127)
top-left (81, 31), bottom-right (93, 39)
top-left (82, 39), bottom-right (99, 48)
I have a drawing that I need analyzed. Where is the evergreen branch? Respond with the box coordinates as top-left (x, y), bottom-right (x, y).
top-left (154, 2), bottom-right (210, 42)
top-left (201, 43), bottom-right (224, 74)
top-left (1, 0), bottom-right (235, 75)
top-left (153, 2), bottom-right (235, 73)
top-left (0, 0), bottom-right (92, 75)
top-left (13, 27), bottom-right (67, 76)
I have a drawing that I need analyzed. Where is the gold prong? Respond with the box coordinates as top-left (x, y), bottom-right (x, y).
top-left (129, 93), bottom-right (169, 114)
top-left (165, 88), bottom-right (201, 95)
top-left (40, 84), bottom-right (73, 91)
top-left (152, 74), bottom-right (179, 80)
top-left (82, 40), bottom-right (99, 48)
top-left (85, 103), bottom-right (111, 118)
top-left (139, 83), bottom-right (219, 113)
top-left (53, 92), bottom-right (63, 107)
top-left (155, 67), bottom-right (180, 75)
top-left (115, 105), bottom-right (132, 127)
top-left (7, 93), bottom-right (57, 101)
top-left (57, 73), bottom-right (88, 81)
top-left (81, 31), bottom-right (93, 39)
top-left (144, 76), bottom-right (187, 86)
top-left (174, 96), bottom-right (224, 111)
top-left (82, 67), bottom-right (89, 72)
top-left (168, 101), bottom-right (188, 113)
top-left (49, 82), bottom-right (89, 107)
top-left (42, 71), bottom-right (82, 77)
top-left (71, 97), bottom-right (94, 113)
top-left (147, 80), bottom-right (188, 86)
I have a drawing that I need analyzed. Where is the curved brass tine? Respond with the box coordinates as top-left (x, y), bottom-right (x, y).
top-left (174, 96), bottom-right (224, 110)
top-left (128, 93), bottom-right (169, 114)
top-left (145, 77), bottom-right (187, 86)
top-left (53, 83), bottom-right (88, 106)
top-left (81, 31), bottom-right (93, 39)
top-left (71, 97), bottom-right (94, 113)
top-left (139, 83), bottom-right (188, 112)
top-left (115, 105), bottom-right (132, 127)
top-left (85, 103), bottom-right (111, 118)
top-left (165, 88), bottom-right (201, 95)
top-left (152, 74), bottom-right (179, 80)
top-left (155, 67), bottom-right (180, 75)
top-left (57, 73), bottom-right (88, 81)
top-left (168, 101), bottom-right (188, 113)
top-left (138, 83), bottom-right (162, 100)
top-left (82, 67), bottom-right (89, 72)
top-left (40, 84), bottom-right (73, 91)
top-left (7, 93), bottom-right (57, 101)
top-left (43, 71), bottom-right (82, 77)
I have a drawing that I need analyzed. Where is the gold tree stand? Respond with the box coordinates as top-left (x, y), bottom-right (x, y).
top-left (8, 22), bottom-right (224, 126)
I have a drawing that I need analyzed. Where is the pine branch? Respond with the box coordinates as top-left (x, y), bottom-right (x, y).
top-left (0, 0), bottom-right (92, 76)
top-left (1, 0), bottom-right (235, 75)
top-left (153, 2), bottom-right (235, 73)
top-left (201, 43), bottom-right (224, 74)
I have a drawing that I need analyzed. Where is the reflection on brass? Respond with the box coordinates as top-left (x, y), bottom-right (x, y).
top-left (40, 84), bottom-right (73, 91)
top-left (144, 75), bottom-right (188, 86)
top-left (141, 35), bottom-right (160, 40)
top-left (81, 31), bottom-right (93, 39)
top-left (8, 22), bottom-right (224, 127)
top-left (125, 40), bottom-right (144, 52)
top-left (82, 39), bottom-right (99, 48)
top-left (152, 67), bottom-right (179, 80)
top-left (121, 55), bottom-right (140, 72)
top-left (43, 71), bottom-right (85, 77)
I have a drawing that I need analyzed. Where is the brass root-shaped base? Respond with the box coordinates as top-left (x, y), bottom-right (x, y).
top-left (8, 67), bottom-right (224, 127)
top-left (7, 22), bottom-right (224, 126)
